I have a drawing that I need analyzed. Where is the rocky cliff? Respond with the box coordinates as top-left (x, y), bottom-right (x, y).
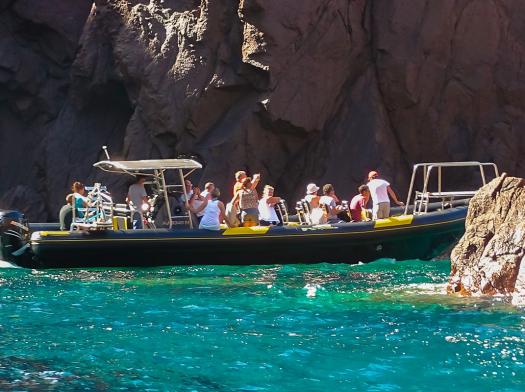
top-left (448, 174), bottom-right (525, 306)
top-left (1, 0), bottom-right (525, 221)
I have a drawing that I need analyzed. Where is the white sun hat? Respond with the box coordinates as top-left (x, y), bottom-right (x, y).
top-left (306, 183), bottom-right (319, 194)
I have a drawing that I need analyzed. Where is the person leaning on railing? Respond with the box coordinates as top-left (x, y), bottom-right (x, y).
top-left (366, 171), bottom-right (404, 220)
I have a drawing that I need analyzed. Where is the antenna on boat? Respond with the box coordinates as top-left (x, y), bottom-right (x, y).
top-left (102, 145), bottom-right (111, 160)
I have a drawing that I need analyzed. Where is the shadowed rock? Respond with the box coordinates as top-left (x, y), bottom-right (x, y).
top-left (448, 174), bottom-right (525, 306)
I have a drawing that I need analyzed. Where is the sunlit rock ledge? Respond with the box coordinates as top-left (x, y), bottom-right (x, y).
top-left (448, 174), bottom-right (525, 306)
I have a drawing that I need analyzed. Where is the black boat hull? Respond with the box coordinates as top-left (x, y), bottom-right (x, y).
top-left (20, 207), bottom-right (467, 269)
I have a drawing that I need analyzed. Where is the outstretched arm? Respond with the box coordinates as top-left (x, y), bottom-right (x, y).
top-left (266, 196), bottom-right (281, 206)
top-left (231, 190), bottom-right (241, 206)
top-left (250, 174), bottom-right (260, 190)
top-left (387, 186), bottom-right (404, 206)
top-left (189, 198), bottom-right (208, 214)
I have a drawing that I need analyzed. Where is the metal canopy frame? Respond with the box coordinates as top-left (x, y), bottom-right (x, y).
top-left (404, 161), bottom-right (500, 215)
top-left (94, 159), bottom-right (203, 229)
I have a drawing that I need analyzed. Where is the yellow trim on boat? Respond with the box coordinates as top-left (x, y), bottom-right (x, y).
top-left (30, 217), bottom-right (465, 245)
top-left (39, 231), bottom-right (71, 237)
top-left (222, 226), bottom-right (270, 236)
top-left (374, 215), bottom-right (413, 229)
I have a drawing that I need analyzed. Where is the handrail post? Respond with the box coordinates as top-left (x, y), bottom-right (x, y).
top-left (479, 164), bottom-right (487, 185)
top-left (158, 169), bottom-right (172, 229)
top-left (404, 164), bottom-right (417, 215)
top-left (179, 169), bottom-right (193, 229)
top-left (438, 166), bottom-right (442, 194)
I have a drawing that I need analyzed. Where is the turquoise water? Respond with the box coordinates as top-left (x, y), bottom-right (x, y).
top-left (0, 259), bottom-right (523, 391)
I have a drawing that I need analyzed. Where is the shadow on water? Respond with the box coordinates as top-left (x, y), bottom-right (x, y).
top-left (0, 356), bottom-right (109, 391)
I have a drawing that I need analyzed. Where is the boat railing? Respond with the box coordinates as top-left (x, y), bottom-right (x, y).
top-left (71, 183), bottom-right (116, 231)
top-left (404, 161), bottom-right (499, 215)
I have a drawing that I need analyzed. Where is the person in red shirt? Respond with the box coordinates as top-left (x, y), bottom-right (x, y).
top-left (349, 185), bottom-right (371, 222)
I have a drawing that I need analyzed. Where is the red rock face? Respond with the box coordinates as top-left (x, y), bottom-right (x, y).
top-left (1, 0), bottom-right (525, 221)
top-left (449, 175), bottom-right (525, 305)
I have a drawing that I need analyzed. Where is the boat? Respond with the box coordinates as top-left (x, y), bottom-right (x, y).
top-left (0, 160), bottom-right (499, 269)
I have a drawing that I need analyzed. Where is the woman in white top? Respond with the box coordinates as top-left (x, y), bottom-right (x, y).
top-left (304, 183), bottom-right (320, 208)
top-left (189, 188), bottom-right (226, 230)
top-left (258, 185), bottom-right (281, 226)
top-left (303, 183), bottom-right (326, 224)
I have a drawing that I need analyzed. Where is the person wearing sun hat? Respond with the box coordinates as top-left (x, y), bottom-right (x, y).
top-left (304, 183), bottom-right (321, 208)
top-left (366, 170), bottom-right (404, 220)
top-left (302, 183), bottom-right (327, 224)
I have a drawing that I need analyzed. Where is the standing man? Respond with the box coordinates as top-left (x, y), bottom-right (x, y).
top-left (127, 175), bottom-right (149, 229)
top-left (367, 171), bottom-right (404, 219)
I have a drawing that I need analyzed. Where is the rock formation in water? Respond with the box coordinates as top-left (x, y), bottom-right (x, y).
top-left (2, 0), bottom-right (525, 221)
top-left (448, 174), bottom-right (525, 306)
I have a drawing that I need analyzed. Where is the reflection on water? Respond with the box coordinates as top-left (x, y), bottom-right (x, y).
top-left (0, 259), bottom-right (523, 391)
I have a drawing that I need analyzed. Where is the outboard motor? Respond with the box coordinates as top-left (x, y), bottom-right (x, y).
top-left (0, 210), bottom-right (30, 264)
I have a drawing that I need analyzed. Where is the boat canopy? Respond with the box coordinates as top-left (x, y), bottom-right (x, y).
top-left (94, 159), bottom-right (202, 173)
top-left (93, 158), bottom-right (203, 229)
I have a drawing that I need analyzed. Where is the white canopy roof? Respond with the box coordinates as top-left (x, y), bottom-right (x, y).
top-left (94, 159), bottom-right (202, 172)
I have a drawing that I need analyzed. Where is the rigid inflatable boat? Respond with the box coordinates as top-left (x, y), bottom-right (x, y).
top-left (0, 161), bottom-right (499, 269)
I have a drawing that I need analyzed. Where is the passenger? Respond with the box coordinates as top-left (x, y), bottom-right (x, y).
top-left (233, 171), bottom-right (247, 196)
top-left (201, 182), bottom-right (215, 200)
top-left (304, 183), bottom-right (326, 224)
top-left (349, 185), bottom-right (371, 222)
top-left (126, 175), bottom-right (149, 229)
top-left (258, 185), bottom-right (281, 226)
top-left (367, 170), bottom-right (404, 219)
top-left (304, 183), bottom-right (321, 208)
top-left (189, 188), bottom-right (226, 231)
top-left (319, 184), bottom-right (343, 223)
top-left (59, 193), bottom-right (74, 230)
top-left (189, 186), bottom-right (206, 223)
top-left (182, 179), bottom-right (194, 202)
top-left (71, 182), bottom-right (89, 218)
top-left (232, 177), bottom-right (259, 226)
top-left (233, 170), bottom-right (260, 197)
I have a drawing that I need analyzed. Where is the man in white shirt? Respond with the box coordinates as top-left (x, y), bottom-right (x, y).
top-left (126, 175), bottom-right (149, 229)
top-left (367, 171), bottom-right (404, 220)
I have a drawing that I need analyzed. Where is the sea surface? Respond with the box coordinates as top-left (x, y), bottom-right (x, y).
top-left (0, 259), bottom-right (523, 391)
